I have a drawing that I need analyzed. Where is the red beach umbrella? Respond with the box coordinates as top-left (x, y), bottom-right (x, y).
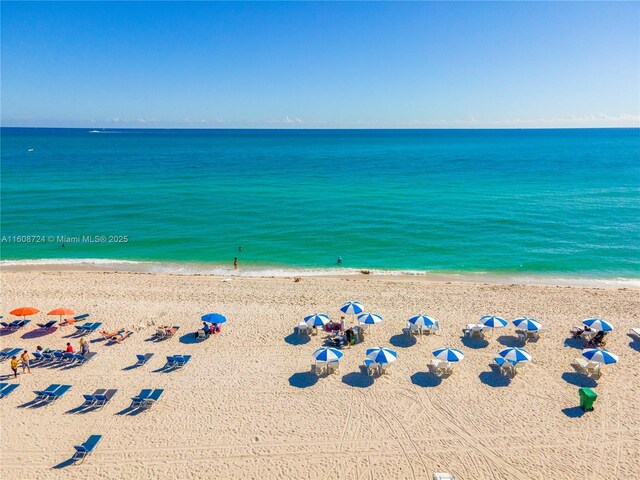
top-left (10, 307), bottom-right (40, 319)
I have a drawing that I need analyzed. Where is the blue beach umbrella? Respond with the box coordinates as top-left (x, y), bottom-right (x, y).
top-left (201, 313), bottom-right (227, 324)
top-left (481, 316), bottom-right (508, 329)
top-left (499, 347), bottom-right (532, 363)
top-left (340, 301), bottom-right (364, 315)
top-left (366, 347), bottom-right (397, 364)
top-left (409, 315), bottom-right (436, 328)
top-left (432, 348), bottom-right (464, 362)
top-left (358, 313), bottom-right (383, 325)
top-left (513, 317), bottom-right (542, 331)
top-left (304, 313), bottom-right (330, 328)
top-left (582, 348), bottom-right (618, 365)
top-left (582, 318), bottom-right (614, 332)
top-left (313, 347), bottom-right (344, 363)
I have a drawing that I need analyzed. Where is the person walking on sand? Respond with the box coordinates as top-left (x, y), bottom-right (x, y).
top-left (234, 257), bottom-right (238, 270)
top-left (10, 356), bottom-right (19, 378)
top-left (20, 350), bottom-right (31, 374)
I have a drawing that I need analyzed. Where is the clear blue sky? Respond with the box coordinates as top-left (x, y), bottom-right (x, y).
top-left (2, 1), bottom-right (639, 128)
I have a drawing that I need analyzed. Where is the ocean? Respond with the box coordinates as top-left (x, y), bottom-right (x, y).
top-left (1, 127), bottom-right (639, 283)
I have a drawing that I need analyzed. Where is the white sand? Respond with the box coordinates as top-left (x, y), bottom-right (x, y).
top-left (0, 270), bottom-right (639, 479)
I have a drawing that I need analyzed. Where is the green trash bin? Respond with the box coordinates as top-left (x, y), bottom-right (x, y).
top-left (579, 387), bottom-right (597, 411)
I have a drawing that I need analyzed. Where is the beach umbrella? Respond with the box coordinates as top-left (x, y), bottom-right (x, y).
top-left (340, 301), bottom-right (364, 315)
top-left (499, 347), bottom-right (532, 363)
top-left (312, 347), bottom-right (344, 363)
top-left (366, 346), bottom-right (397, 365)
top-left (408, 314), bottom-right (436, 328)
top-left (304, 313), bottom-right (330, 328)
top-left (513, 317), bottom-right (542, 331)
top-left (582, 318), bottom-right (614, 332)
top-left (432, 347), bottom-right (464, 362)
top-left (358, 313), bottom-right (383, 325)
top-left (10, 307), bottom-right (40, 319)
top-left (481, 316), bottom-right (508, 328)
top-left (582, 348), bottom-right (619, 365)
top-left (201, 313), bottom-right (227, 324)
top-left (48, 308), bottom-right (75, 320)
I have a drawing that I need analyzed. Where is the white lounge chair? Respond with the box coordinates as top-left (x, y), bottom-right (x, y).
top-left (379, 363), bottom-right (393, 375)
top-left (575, 357), bottom-right (600, 376)
top-left (433, 473), bottom-right (456, 480)
top-left (327, 361), bottom-right (340, 374)
top-left (297, 322), bottom-right (310, 335)
top-left (312, 362), bottom-right (326, 376)
top-left (364, 359), bottom-right (378, 376)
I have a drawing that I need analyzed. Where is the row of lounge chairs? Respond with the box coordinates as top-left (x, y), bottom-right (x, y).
top-left (493, 357), bottom-right (526, 376)
top-left (33, 384), bottom-right (73, 403)
top-left (32, 351), bottom-right (97, 365)
top-left (0, 347), bottom-right (23, 360)
top-left (80, 389), bottom-right (118, 409)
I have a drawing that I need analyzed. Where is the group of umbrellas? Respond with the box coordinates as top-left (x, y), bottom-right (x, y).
top-left (7, 307), bottom-right (75, 319)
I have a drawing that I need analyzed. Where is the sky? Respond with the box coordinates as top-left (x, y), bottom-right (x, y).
top-left (1, 1), bottom-right (639, 129)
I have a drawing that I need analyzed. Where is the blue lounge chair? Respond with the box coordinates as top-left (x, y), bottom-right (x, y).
top-left (0, 383), bottom-right (20, 398)
top-left (37, 320), bottom-right (57, 329)
top-left (42, 352), bottom-right (56, 362)
top-left (94, 389), bottom-right (117, 408)
top-left (140, 389), bottom-right (164, 409)
top-left (1, 320), bottom-right (22, 329)
top-left (0, 347), bottom-right (13, 357)
top-left (45, 384), bottom-right (72, 403)
top-left (81, 389), bottom-right (107, 408)
top-left (13, 320), bottom-right (31, 330)
top-left (64, 352), bottom-right (77, 362)
top-left (83, 322), bottom-right (102, 334)
top-left (72, 434), bottom-right (102, 464)
top-left (131, 389), bottom-right (153, 408)
top-left (135, 353), bottom-right (154, 366)
top-left (34, 384), bottom-right (61, 401)
top-left (0, 348), bottom-right (22, 361)
top-left (165, 355), bottom-right (177, 368)
top-left (174, 355), bottom-right (192, 369)
top-left (74, 352), bottom-right (97, 364)
top-left (32, 351), bottom-right (44, 362)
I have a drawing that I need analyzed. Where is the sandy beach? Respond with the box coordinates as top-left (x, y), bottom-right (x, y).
top-left (0, 270), bottom-right (639, 480)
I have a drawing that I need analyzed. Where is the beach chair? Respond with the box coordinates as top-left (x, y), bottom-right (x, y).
top-left (94, 389), bottom-right (117, 408)
top-left (493, 357), bottom-right (511, 375)
top-left (34, 384), bottom-right (61, 401)
top-left (297, 322), bottom-right (310, 335)
top-left (1, 320), bottom-right (23, 330)
top-left (575, 358), bottom-right (600, 376)
top-left (0, 348), bottom-right (23, 361)
top-left (312, 361), bottom-right (326, 376)
top-left (165, 355), bottom-right (177, 368)
top-left (433, 474), bottom-right (456, 480)
top-left (135, 353), bottom-right (154, 366)
top-left (45, 384), bottom-right (72, 403)
top-left (173, 355), bottom-right (192, 369)
top-left (166, 326), bottom-right (180, 338)
top-left (629, 328), bottom-right (640, 339)
top-left (60, 314), bottom-right (90, 327)
top-left (63, 352), bottom-right (77, 362)
top-left (74, 352), bottom-right (97, 364)
top-left (512, 362), bottom-right (526, 376)
top-left (81, 389), bottom-right (107, 408)
top-left (84, 322), bottom-right (102, 335)
top-left (327, 361), bottom-right (340, 374)
top-left (0, 383), bottom-right (20, 399)
top-left (131, 389), bottom-right (153, 408)
top-left (8, 320), bottom-right (31, 330)
top-left (43, 352), bottom-right (56, 362)
top-left (364, 359), bottom-right (378, 376)
top-left (32, 351), bottom-right (45, 363)
top-left (430, 359), bottom-right (447, 376)
top-left (0, 347), bottom-right (13, 358)
top-left (140, 388), bottom-right (164, 409)
top-left (72, 434), bottom-right (102, 464)
top-left (36, 320), bottom-right (57, 330)
top-left (195, 329), bottom-right (207, 339)
top-left (379, 363), bottom-right (393, 375)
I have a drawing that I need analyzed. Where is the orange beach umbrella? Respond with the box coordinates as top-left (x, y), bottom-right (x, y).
top-left (48, 308), bottom-right (75, 320)
top-left (10, 307), bottom-right (40, 318)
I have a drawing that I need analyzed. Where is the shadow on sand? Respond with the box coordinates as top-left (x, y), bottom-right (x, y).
top-left (288, 371), bottom-right (318, 388)
top-left (478, 370), bottom-right (511, 387)
top-left (388, 333), bottom-right (416, 348)
top-left (284, 333), bottom-right (311, 346)
top-left (410, 371), bottom-right (442, 388)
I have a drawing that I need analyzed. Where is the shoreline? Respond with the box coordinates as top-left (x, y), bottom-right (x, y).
top-left (1, 258), bottom-right (638, 288)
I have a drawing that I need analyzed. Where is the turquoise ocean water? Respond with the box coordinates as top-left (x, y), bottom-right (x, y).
top-left (1, 128), bottom-right (639, 282)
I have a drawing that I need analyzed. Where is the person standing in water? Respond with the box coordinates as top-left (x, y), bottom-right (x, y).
top-left (238, 246), bottom-right (243, 252)
top-left (233, 257), bottom-right (238, 269)
top-left (337, 256), bottom-right (342, 265)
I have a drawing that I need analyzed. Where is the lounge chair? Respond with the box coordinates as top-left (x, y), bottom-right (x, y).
top-left (195, 329), bottom-right (207, 339)
top-left (81, 389), bottom-right (107, 408)
top-left (36, 320), bottom-right (57, 330)
top-left (173, 355), bottom-right (192, 369)
top-left (0, 348), bottom-right (23, 360)
top-left (11, 320), bottom-right (31, 330)
top-left (45, 384), bottom-right (72, 403)
top-left (364, 359), bottom-right (378, 376)
top-left (575, 358), bottom-right (600, 376)
top-left (131, 389), bottom-right (153, 408)
top-left (513, 362), bottom-right (526, 375)
top-left (433, 474), bottom-right (456, 480)
top-left (135, 353), bottom-right (154, 366)
top-left (32, 351), bottom-right (45, 363)
top-left (0, 347), bottom-right (13, 357)
top-left (1, 320), bottom-right (23, 330)
top-left (629, 328), bottom-right (640, 339)
top-left (63, 352), bottom-right (77, 362)
top-left (94, 389), bottom-right (117, 408)
top-left (312, 361), bottom-right (326, 376)
top-left (430, 359), bottom-right (446, 375)
top-left (34, 384), bottom-right (62, 401)
top-left (74, 352), bottom-right (97, 364)
top-left (165, 355), bottom-right (177, 368)
top-left (0, 383), bottom-right (20, 399)
top-left (72, 434), bottom-right (102, 464)
top-left (140, 389), bottom-right (164, 409)
top-left (53, 351), bottom-right (67, 362)
top-left (494, 357), bottom-right (512, 375)
top-left (78, 322), bottom-right (102, 335)
top-left (379, 363), bottom-right (393, 375)
top-left (60, 314), bottom-right (90, 327)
